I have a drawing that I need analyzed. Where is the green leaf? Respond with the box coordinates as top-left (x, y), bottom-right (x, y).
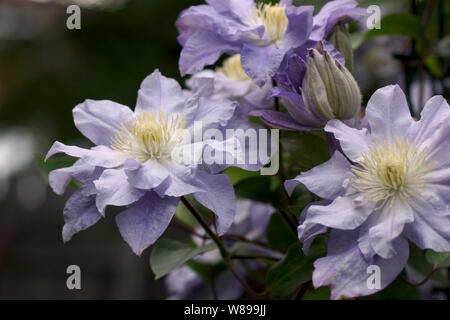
top-left (302, 286), bottom-right (331, 300)
top-left (425, 56), bottom-right (443, 78)
top-left (150, 238), bottom-right (216, 280)
top-left (266, 212), bottom-right (298, 252)
top-left (35, 153), bottom-right (77, 176)
top-left (363, 277), bottom-right (417, 300)
top-left (365, 14), bottom-right (425, 41)
top-left (281, 132), bottom-right (330, 171)
top-left (425, 250), bottom-right (450, 268)
top-left (223, 166), bottom-right (259, 185)
top-left (35, 153), bottom-right (81, 189)
top-left (267, 243), bottom-right (315, 299)
top-left (234, 176), bottom-right (279, 205)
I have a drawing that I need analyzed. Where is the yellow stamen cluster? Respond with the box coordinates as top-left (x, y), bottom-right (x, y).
top-left (251, 3), bottom-right (288, 42)
top-left (216, 54), bottom-right (249, 82)
top-left (111, 111), bottom-right (185, 162)
top-left (351, 138), bottom-right (435, 209)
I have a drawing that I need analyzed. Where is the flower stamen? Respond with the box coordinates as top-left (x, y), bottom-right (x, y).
top-left (111, 111), bottom-right (186, 162)
top-left (251, 3), bottom-right (288, 43)
top-left (351, 138), bottom-right (436, 209)
top-left (216, 54), bottom-right (249, 82)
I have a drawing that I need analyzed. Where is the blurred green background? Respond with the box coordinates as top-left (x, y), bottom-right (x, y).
top-left (0, 0), bottom-right (448, 299)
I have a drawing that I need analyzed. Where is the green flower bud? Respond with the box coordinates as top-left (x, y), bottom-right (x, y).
top-left (327, 22), bottom-right (353, 72)
top-left (301, 44), bottom-right (361, 122)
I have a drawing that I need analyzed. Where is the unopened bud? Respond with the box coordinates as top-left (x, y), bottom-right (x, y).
top-left (301, 44), bottom-right (361, 122)
top-left (327, 22), bottom-right (353, 72)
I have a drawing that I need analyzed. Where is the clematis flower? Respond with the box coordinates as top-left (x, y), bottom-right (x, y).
top-left (251, 43), bottom-right (361, 131)
top-left (176, 0), bottom-right (314, 87)
top-left (186, 54), bottom-right (272, 119)
top-left (285, 85), bottom-right (450, 299)
top-left (166, 199), bottom-right (278, 299)
top-left (46, 69), bottom-right (262, 256)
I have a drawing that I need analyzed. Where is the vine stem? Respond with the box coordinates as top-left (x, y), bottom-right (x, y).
top-left (399, 268), bottom-right (439, 287)
top-left (181, 196), bottom-right (271, 298)
top-left (180, 197), bottom-right (229, 260)
top-left (272, 78), bottom-right (298, 231)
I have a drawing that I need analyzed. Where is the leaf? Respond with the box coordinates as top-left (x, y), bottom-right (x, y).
top-left (234, 176), bottom-right (280, 205)
top-left (35, 153), bottom-right (81, 189)
top-left (365, 14), bottom-right (425, 41)
top-left (186, 260), bottom-right (228, 283)
top-left (281, 132), bottom-right (330, 171)
top-left (267, 243), bottom-right (315, 299)
top-left (363, 277), bottom-right (417, 300)
top-left (150, 238), bottom-right (216, 280)
top-left (266, 212), bottom-right (298, 252)
top-left (302, 286), bottom-right (331, 300)
top-left (425, 250), bottom-right (450, 268)
top-left (223, 166), bottom-right (259, 185)
top-left (425, 56), bottom-right (442, 79)
top-left (35, 153), bottom-right (77, 176)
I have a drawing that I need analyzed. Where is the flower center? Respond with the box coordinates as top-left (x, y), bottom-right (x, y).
top-left (216, 54), bottom-right (249, 82)
top-left (351, 138), bottom-right (436, 208)
top-left (251, 3), bottom-right (288, 42)
top-left (111, 111), bottom-right (185, 162)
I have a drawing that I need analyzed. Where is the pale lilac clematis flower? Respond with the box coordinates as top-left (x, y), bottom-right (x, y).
top-left (166, 200), bottom-right (278, 300)
top-left (186, 54), bottom-right (272, 119)
top-left (285, 85), bottom-right (450, 299)
top-left (46, 69), bottom-right (259, 256)
top-left (176, 0), bottom-right (313, 87)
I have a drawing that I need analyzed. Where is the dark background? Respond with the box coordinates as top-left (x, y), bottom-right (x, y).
top-left (0, 0), bottom-right (446, 299)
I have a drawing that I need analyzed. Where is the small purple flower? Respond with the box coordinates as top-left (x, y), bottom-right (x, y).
top-left (176, 0), bottom-right (314, 87)
top-left (166, 200), bottom-right (277, 300)
top-left (285, 85), bottom-right (450, 299)
top-left (46, 69), bottom-right (258, 256)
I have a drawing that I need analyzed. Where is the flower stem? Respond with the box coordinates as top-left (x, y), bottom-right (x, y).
top-left (180, 196), bottom-right (230, 260)
top-left (399, 268), bottom-right (439, 287)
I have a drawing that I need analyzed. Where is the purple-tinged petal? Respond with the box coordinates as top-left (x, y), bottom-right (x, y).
top-left (46, 142), bottom-right (127, 168)
top-left (313, 229), bottom-right (409, 299)
top-left (62, 184), bottom-right (103, 243)
top-left (193, 172), bottom-right (236, 235)
top-left (123, 159), bottom-right (169, 190)
top-left (49, 160), bottom-right (96, 195)
top-left (404, 195), bottom-right (450, 253)
top-left (367, 197), bottom-right (414, 259)
top-left (269, 87), bottom-right (325, 128)
top-left (241, 43), bottom-right (285, 87)
top-left (325, 120), bottom-right (372, 162)
top-left (249, 110), bottom-right (316, 131)
top-left (279, 6), bottom-right (313, 51)
top-left (205, 0), bottom-right (254, 20)
top-left (93, 168), bottom-right (145, 215)
top-left (285, 151), bottom-right (352, 198)
top-left (298, 200), bottom-right (330, 254)
top-left (72, 99), bottom-right (134, 146)
top-left (408, 95), bottom-right (450, 169)
top-left (365, 85), bottom-right (413, 143)
top-left (155, 161), bottom-right (207, 198)
top-left (116, 191), bottom-right (179, 256)
top-left (135, 70), bottom-right (186, 115)
top-left (183, 95), bottom-right (237, 129)
top-left (311, 0), bottom-right (368, 40)
top-left (305, 194), bottom-right (374, 230)
top-left (179, 31), bottom-right (239, 76)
